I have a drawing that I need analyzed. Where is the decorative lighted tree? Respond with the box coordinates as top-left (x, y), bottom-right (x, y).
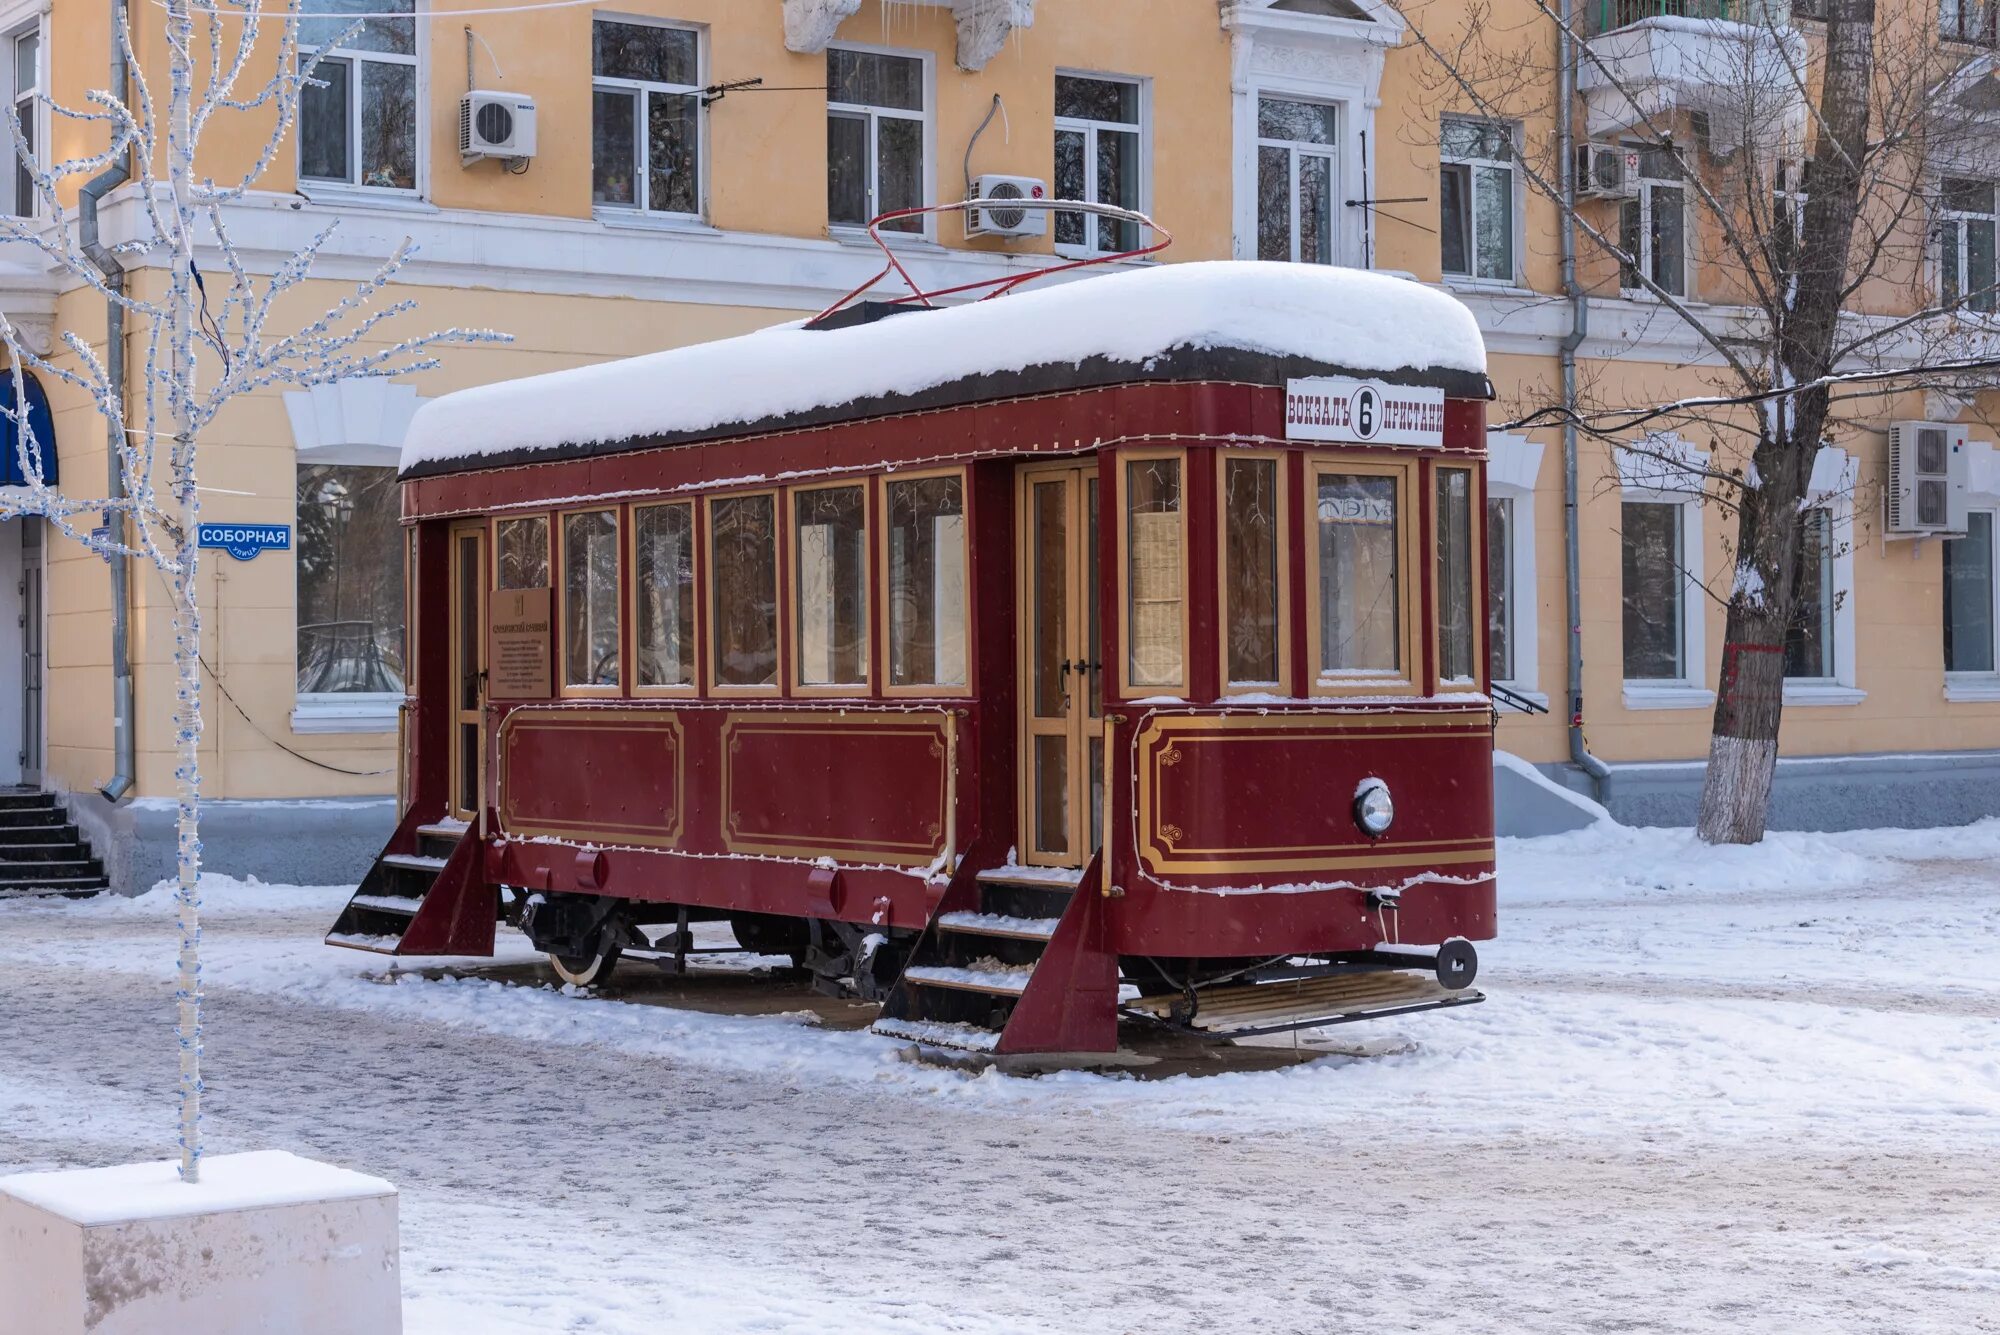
top-left (0, 0), bottom-right (501, 1181)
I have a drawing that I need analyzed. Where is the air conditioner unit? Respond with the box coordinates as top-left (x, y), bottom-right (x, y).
top-left (966, 174), bottom-right (1048, 239)
top-left (460, 90), bottom-right (537, 166)
top-left (1886, 420), bottom-right (1970, 537)
top-left (1574, 143), bottom-right (1639, 200)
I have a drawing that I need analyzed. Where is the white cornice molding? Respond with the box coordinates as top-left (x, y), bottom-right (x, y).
top-left (285, 378), bottom-right (429, 466)
top-left (1485, 432), bottom-right (1546, 492)
top-left (0, 246), bottom-right (60, 357)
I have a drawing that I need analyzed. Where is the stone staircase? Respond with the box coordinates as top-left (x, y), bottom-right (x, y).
top-left (0, 790), bottom-right (109, 897)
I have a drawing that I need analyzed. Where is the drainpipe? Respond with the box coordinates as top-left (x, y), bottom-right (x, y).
top-left (80, 0), bottom-right (134, 803)
top-left (1558, 0), bottom-right (1611, 802)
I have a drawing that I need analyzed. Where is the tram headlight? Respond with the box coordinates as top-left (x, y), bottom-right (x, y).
top-left (1353, 778), bottom-right (1395, 837)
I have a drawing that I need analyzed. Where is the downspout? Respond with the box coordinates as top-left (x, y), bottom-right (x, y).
top-left (1557, 0), bottom-right (1610, 801)
top-left (80, 0), bottom-right (133, 803)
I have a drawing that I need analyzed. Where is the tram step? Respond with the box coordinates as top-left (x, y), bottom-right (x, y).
top-left (324, 931), bottom-right (404, 954)
top-left (1121, 971), bottom-right (1485, 1038)
top-left (974, 868), bottom-right (1082, 922)
top-left (935, 910), bottom-right (1060, 942)
top-left (414, 822), bottom-right (467, 860)
top-left (381, 853), bottom-right (449, 874)
top-left (902, 962), bottom-right (1036, 997)
top-left (348, 893), bottom-right (425, 916)
top-left (870, 1016), bottom-right (1003, 1053)
top-left (326, 811), bottom-right (496, 958)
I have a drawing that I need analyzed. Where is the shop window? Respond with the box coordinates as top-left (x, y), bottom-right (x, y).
top-left (1123, 456), bottom-right (1186, 691)
top-left (1440, 118), bottom-right (1515, 283)
top-left (297, 464), bottom-right (406, 699)
top-left (884, 473), bottom-right (967, 690)
top-left (1054, 73), bottom-right (1143, 256)
top-left (634, 502), bottom-right (695, 689)
top-left (299, 0), bottom-right (418, 193)
top-left (1946, 511), bottom-right (1998, 674)
top-left (1436, 467), bottom-right (1477, 685)
top-left (827, 46), bottom-right (926, 234)
top-left (1312, 466), bottom-right (1405, 686)
top-left (794, 485), bottom-right (869, 689)
top-left (592, 18), bottom-right (702, 217)
top-left (1221, 455), bottom-right (1283, 690)
top-left (708, 493), bottom-right (778, 689)
top-left (496, 516), bottom-right (548, 590)
top-left (1256, 96), bottom-right (1339, 265)
top-left (561, 510), bottom-right (620, 690)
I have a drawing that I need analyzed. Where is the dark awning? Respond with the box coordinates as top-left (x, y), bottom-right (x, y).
top-left (0, 371), bottom-right (56, 488)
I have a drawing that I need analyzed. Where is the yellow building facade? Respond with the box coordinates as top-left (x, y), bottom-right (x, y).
top-left (6, 0), bottom-right (1998, 888)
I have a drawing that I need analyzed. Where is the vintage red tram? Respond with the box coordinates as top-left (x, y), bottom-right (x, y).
top-left (328, 259), bottom-right (1498, 1056)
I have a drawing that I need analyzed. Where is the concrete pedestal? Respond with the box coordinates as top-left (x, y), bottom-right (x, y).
top-left (0, 1150), bottom-right (400, 1334)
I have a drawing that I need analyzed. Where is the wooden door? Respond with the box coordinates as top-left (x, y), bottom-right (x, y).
top-left (448, 522), bottom-right (488, 823)
top-left (1018, 463), bottom-right (1102, 867)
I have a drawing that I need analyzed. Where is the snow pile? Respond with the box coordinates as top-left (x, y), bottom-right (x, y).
top-left (401, 261), bottom-right (1487, 471)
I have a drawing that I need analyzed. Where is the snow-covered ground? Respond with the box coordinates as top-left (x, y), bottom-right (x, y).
top-left (3, 821), bottom-right (1998, 1333)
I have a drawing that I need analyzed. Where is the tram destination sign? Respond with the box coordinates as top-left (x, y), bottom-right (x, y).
top-left (1285, 377), bottom-right (1445, 448)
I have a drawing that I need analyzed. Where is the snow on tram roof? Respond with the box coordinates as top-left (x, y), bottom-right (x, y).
top-left (400, 261), bottom-right (1487, 475)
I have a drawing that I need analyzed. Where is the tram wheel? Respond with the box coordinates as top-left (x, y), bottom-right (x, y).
top-left (549, 941), bottom-right (623, 987)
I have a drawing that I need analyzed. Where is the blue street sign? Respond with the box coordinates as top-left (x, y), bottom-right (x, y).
top-left (197, 522), bottom-right (292, 562)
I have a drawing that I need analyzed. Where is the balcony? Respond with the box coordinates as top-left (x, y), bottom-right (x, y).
top-left (1580, 0), bottom-right (1805, 155)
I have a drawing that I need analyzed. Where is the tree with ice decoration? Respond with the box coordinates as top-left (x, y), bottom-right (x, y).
top-left (0, 0), bottom-right (500, 1181)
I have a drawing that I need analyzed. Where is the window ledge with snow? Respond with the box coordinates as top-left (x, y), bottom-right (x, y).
top-left (594, 208), bottom-right (720, 236)
top-left (1621, 682), bottom-right (1714, 711)
top-left (292, 694), bottom-right (402, 735)
top-left (295, 184), bottom-right (436, 216)
top-left (1782, 682), bottom-right (1866, 708)
top-left (1945, 674), bottom-right (2000, 703)
top-left (831, 226), bottom-right (941, 251)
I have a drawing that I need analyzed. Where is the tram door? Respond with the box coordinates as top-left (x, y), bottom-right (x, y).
top-left (448, 522), bottom-right (488, 823)
top-left (1018, 463), bottom-right (1103, 868)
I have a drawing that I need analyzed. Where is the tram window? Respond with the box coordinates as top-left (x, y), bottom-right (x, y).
top-left (1125, 457), bottom-right (1186, 690)
top-left (496, 516), bottom-right (548, 590)
top-left (634, 502), bottom-right (695, 689)
top-left (885, 474), bottom-right (967, 689)
top-left (1222, 456), bottom-right (1283, 688)
top-left (561, 510), bottom-right (621, 689)
top-left (709, 493), bottom-right (779, 688)
top-left (794, 485), bottom-right (869, 688)
top-left (1313, 470), bottom-right (1403, 681)
top-left (1436, 468), bottom-right (1477, 684)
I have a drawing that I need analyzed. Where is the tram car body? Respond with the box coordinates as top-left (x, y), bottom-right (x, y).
top-left (329, 260), bottom-right (1499, 1055)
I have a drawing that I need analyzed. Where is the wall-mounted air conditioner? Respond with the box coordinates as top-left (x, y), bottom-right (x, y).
top-left (1575, 143), bottom-right (1639, 200)
top-left (460, 91), bottom-right (537, 167)
top-left (966, 174), bottom-right (1048, 239)
top-left (1886, 420), bottom-right (1969, 537)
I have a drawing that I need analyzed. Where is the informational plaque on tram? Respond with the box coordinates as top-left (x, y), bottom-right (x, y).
top-left (1285, 376), bottom-right (1446, 448)
top-left (489, 587), bottom-right (552, 699)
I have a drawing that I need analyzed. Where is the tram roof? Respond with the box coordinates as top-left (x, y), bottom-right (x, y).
top-left (400, 261), bottom-right (1489, 479)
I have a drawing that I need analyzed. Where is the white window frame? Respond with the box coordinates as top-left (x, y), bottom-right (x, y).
top-left (1783, 446), bottom-right (1864, 706)
top-left (0, 7), bottom-right (46, 219)
top-left (1619, 144), bottom-right (1689, 300)
top-left (1439, 117), bottom-right (1520, 287)
top-left (825, 41), bottom-right (934, 243)
top-left (590, 14), bottom-right (707, 225)
top-left (1937, 177), bottom-right (1998, 316)
top-left (1486, 432), bottom-right (1545, 710)
top-left (1947, 440), bottom-right (2000, 701)
top-left (1618, 435), bottom-right (1712, 711)
top-left (1253, 94), bottom-right (1342, 267)
top-left (297, 0), bottom-right (425, 201)
top-left (1051, 69), bottom-right (1150, 261)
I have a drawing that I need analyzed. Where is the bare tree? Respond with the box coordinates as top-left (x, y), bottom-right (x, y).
top-left (1398, 0), bottom-right (2000, 842)
top-left (0, 0), bottom-right (500, 1180)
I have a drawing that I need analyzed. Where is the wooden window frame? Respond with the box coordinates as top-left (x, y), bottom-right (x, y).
top-left (491, 512), bottom-right (550, 592)
top-left (1114, 446), bottom-right (1192, 700)
top-left (1303, 453), bottom-right (1420, 699)
top-left (787, 478), bottom-right (874, 697)
top-left (554, 504), bottom-right (625, 698)
top-left (1430, 460), bottom-right (1486, 695)
top-left (878, 465), bottom-right (974, 700)
top-left (704, 487), bottom-right (783, 697)
top-left (1215, 448), bottom-right (1292, 697)
top-left (628, 499), bottom-right (699, 699)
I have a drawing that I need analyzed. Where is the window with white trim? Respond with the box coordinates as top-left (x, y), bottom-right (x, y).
top-left (827, 46), bottom-right (926, 235)
top-left (1439, 118), bottom-right (1514, 283)
top-left (1618, 143), bottom-right (1686, 297)
top-left (1487, 494), bottom-right (1517, 681)
top-left (299, 0), bottom-right (419, 192)
top-left (1054, 74), bottom-right (1143, 257)
top-left (296, 465), bottom-right (405, 707)
top-left (1485, 433), bottom-right (1544, 703)
top-left (6, 23), bottom-right (38, 216)
top-left (1622, 501), bottom-right (1687, 680)
top-left (592, 18), bottom-right (702, 217)
top-left (1941, 0), bottom-right (1998, 47)
top-left (1256, 96), bottom-right (1340, 266)
top-left (1939, 178), bottom-right (1997, 315)
top-left (1945, 510), bottom-right (1997, 674)
top-left (1773, 159), bottom-right (1807, 280)
top-left (1783, 506), bottom-right (1836, 680)
top-left (1785, 445), bottom-right (1862, 704)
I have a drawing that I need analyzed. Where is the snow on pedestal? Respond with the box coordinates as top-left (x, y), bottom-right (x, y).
top-left (0, 1151), bottom-right (400, 1334)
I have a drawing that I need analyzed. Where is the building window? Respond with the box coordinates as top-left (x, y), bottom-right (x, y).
top-left (633, 502), bottom-right (695, 690)
top-left (1942, 0), bottom-right (1998, 46)
top-left (1619, 144), bottom-right (1685, 297)
top-left (1946, 511), bottom-right (1997, 673)
top-left (7, 25), bottom-right (38, 216)
top-left (1256, 96), bottom-right (1339, 265)
top-left (1436, 467), bottom-right (1477, 684)
top-left (1312, 467), bottom-right (1406, 685)
top-left (709, 493), bottom-right (779, 689)
top-left (496, 516), bottom-right (548, 590)
top-left (1939, 178), bottom-right (1997, 315)
top-left (1772, 159), bottom-right (1807, 280)
top-left (1621, 501), bottom-right (1686, 680)
top-left (1439, 119), bottom-right (1514, 283)
top-left (299, 0), bottom-right (418, 192)
top-left (296, 465), bottom-right (406, 697)
top-left (1054, 74), bottom-right (1142, 256)
top-left (794, 485), bottom-right (869, 689)
top-left (1784, 507), bottom-right (1837, 680)
top-left (1487, 495), bottom-right (1515, 682)
top-left (1221, 455), bottom-right (1283, 690)
top-left (592, 19), bottom-right (701, 217)
top-left (884, 473), bottom-right (967, 691)
top-left (827, 47), bottom-right (926, 234)
top-left (560, 510), bottom-right (620, 690)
